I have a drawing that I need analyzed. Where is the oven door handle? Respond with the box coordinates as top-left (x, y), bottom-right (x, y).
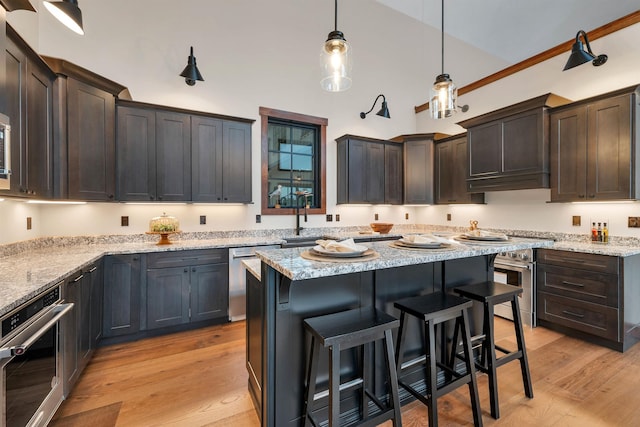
top-left (494, 262), bottom-right (531, 271)
top-left (0, 303), bottom-right (74, 361)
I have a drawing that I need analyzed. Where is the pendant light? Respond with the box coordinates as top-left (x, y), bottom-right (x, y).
top-left (430, 0), bottom-right (456, 119)
top-left (43, 0), bottom-right (84, 35)
top-left (320, 0), bottom-right (352, 92)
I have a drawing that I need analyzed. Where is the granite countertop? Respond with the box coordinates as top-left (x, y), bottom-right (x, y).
top-left (242, 259), bottom-right (261, 280)
top-left (256, 237), bottom-right (555, 281)
top-left (549, 241), bottom-right (640, 257)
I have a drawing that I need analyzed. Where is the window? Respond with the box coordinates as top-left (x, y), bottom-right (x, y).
top-left (260, 107), bottom-right (327, 215)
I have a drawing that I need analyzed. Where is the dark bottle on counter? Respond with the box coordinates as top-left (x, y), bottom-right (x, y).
top-left (591, 222), bottom-right (598, 241)
top-left (603, 222), bottom-right (609, 243)
top-left (597, 222), bottom-right (602, 242)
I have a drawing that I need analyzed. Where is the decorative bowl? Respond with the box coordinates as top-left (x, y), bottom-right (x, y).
top-left (370, 223), bottom-right (394, 234)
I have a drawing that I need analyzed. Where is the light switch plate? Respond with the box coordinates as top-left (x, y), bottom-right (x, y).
top-left (572, 215), bottom-right (581, 226)
top-left (200, 215), bottom-right (206, 225)
top-left (121, 216), bottom-right (129, 227)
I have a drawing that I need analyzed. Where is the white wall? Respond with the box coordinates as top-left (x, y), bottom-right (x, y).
top-left (1, 2), bottom-right (639, 244)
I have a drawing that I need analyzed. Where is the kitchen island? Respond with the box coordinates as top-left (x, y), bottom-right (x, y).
top-left (250, 237), bottom-right (553, 427)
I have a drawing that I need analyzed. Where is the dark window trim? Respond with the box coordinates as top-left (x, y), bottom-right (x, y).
top-left (260, 107), bottom-right (327, 215)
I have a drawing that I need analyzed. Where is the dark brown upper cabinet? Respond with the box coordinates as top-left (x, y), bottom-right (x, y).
top-left (117, 100), bottom-right (253, 203)
top-left (3, 25), bottom-right (55, 198)
top-left (391, 133), bottom-right (436, 205)
top-left (336, 135), bottom-right (403, 205)
top-left (458, 94), bottom-right (571, 192)
top-left (434, 134), bottom-right (484, 204)
top-left (549, 85), bottom-right (640, 202)
top-left (43, 56), bottom-right (129, 201)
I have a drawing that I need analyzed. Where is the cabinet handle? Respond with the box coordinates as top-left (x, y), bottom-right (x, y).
top-left (588, 194), bottom-right (595, 198)
top-left (561, 280), bottom-right (585, 288)
top-left (88, 266), bottom-right (98, 273)
top-left (578, 194), bottom-right (585, 199)
top-left (133, 257), bottom-right (139, 261)
top-left (72, 274), bottom-right (84, 282)
top-left (108, 194), bottom-right (114, 199)
top-left (562, 310), bottom-right (585, 319)
top-left (184, 268), bottom-right (188, 273)
top-left (192, 268), bottom-right (196, 272)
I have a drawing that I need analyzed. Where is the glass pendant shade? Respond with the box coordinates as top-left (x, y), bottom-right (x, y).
top-left (430, 74), bottom-right (457, 119)
top-left (320, 30), bottom-right (352, 92)
top-left (43, 0), bottom-right (84, 35)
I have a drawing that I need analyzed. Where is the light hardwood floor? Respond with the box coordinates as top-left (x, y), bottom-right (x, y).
top-left (51, 318), bottom-right (640, 426)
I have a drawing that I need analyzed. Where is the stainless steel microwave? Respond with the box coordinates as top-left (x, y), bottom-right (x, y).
top-left (0, 113), bottom-right (10, 190)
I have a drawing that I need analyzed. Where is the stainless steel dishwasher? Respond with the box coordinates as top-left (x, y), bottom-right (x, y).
top-left (228, 245), bottom-right (279, 321)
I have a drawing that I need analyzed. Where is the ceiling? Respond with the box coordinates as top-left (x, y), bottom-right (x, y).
top-left (376, 0), bottom-right (639, 64)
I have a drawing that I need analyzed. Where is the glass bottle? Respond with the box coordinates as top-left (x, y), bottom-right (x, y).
top-left (603, 222), bottom-right (609, 243)
top-left (591, 222), bottom-right (597, 241)
top-left (597, 222), bottom-right (602, 242)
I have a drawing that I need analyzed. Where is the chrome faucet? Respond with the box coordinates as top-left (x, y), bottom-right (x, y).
top-left (294, 191), bottom-right (312, 235)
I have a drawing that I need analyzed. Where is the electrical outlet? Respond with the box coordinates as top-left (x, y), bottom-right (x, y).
top-left (405, 213), bottom-right (409, 220)
top-left (336, 214), bottom-right (340, 222)
top-left (447, 213), bottom-right (451, 221)
top-left (26, 217), bottom-right (32, 230)
top-left (121, 216), bottom-right (129, 227)
top-left (200, 215), bottom-right (206, 225)
top-left (374, 213), bottom-right (379, 221)
top-left (256, 214), bottom-right (261, 224)
top-left (572, 215), bottom-right (581, 226)
top-left (629, 217), bottom-right (640, 228)
top-left (326, 214), bottom-right (333, 222)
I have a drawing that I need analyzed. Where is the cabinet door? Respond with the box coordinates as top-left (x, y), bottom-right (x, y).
top-left (587, 94), bottom-right (633, 200)
top-left (384, 143), bottom-right (403, 204)
top-left (146, 266), bottom-right (191, 329)
top-left (191, 116), bottom-right (223, 202)
top-left (5, 35), bottom-right (26, 195)
top-left (77, 271), bottom-right (92, 372)
top-left (103, 254), bottom-right (141, 337)
top-left (467, 121), bottom-right (501, 179)
top-left (190, 263), bottom-right (229, 322)
top-left (67, 78), bottom-right (115, 201)
top-left (63, 274), bottom-right (81, 393)
top-left (502, 110), bottom-right (545, 175)
top-left (435, 140), bottom-right (454, 204)
top-left (156, 111), bottom-right (191, 201)
top-left (25, 60), bottom-right (54, 198)
top-left (89, 263), bottom-right (103, 347)
top-left (366, 142), bottom-right (385, 203)
top-left (550, 106), bottom-right (588, 202)
top-left (222, 120), bottom-right (252, 202)
top-left (346, 139), bottom-right (367, 203)
top-left (404, 139), bottom-right (434, 204)
top-left (452, 137), bottom-right (484, 204)
top-left (116, 106), bottom-right (156, 200)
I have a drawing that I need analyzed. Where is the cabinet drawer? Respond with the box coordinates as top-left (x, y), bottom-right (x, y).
top-left (537, 249), bottom-right (618, 274)
top-left (536, 264), bottom-right (618, 307)
top-left (147, 249), bottom-right (228, 268)
top-left (538, 292), bottom-right (619, 341)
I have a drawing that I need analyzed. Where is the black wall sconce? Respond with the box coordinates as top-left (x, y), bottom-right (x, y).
top-left (563, 30), bottom-right (608, 71)
top-left (180, 46), bottom-right (204, 86)
top-left (43, 0), bottom-right (84, 35)
top-left (360, 94), bottom-right (390, 119)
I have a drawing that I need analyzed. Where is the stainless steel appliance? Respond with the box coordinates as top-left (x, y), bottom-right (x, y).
top-left (0, 113), bottom-right (11, 190)
top-left (493, 248), bottom-right (536, 327)
top-left (228, 245), bottom-right (279, 321)
top-left (0, 285), bottom-right (74, 427)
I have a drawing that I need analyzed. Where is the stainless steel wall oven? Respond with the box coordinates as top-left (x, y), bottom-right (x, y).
top-left (493, 248), bottom-right (536, 328)
top-left (0, 285), bottom-right (73, 427)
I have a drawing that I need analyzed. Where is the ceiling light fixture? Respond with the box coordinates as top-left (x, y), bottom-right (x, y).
top-left (360, 94), bottom-right (390, 119)
top-left (430, 0), bottom-right (458, 119)
top-left (563, 30), bottom-right (608, 71)
top-left (180, 46), bottom-right (204, 86)
top-left (320, 0), bottom-right (352, 92)
top-left (43, 0), bottom-right (84, 35)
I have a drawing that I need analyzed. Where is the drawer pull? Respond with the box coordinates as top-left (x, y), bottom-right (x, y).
top-left (562, 310), bottom-right (585, 318)
top-left (561, 280), bottom-right (585, 288)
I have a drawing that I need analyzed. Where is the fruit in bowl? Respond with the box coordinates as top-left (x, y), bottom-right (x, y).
top-left (370, 223), bottom-right (394, 234)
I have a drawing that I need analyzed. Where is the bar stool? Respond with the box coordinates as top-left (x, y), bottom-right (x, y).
top-left (303, 307), bottom-right (402, 427)
top-left (453, 281), bottom-right (533, 419)
top-left (394, 292), bottom-right (482, 427)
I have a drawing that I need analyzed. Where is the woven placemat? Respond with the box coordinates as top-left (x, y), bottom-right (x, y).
top-left (387, 241), bottom-right (459, 252)
top-left (300, 249), bottom-right (380, 263)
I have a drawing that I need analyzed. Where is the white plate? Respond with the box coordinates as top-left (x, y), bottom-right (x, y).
top-left (397, 238), bottom-right (448, 248)
top-left (311, 244), bottom-right (369, 257)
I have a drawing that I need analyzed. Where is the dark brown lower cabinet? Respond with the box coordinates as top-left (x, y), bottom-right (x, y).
top-left (102, 254), bottom-right (142, 338)
top-left (537, 248), bottom-right (640, 352)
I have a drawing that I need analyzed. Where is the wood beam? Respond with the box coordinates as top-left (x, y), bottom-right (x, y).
top-left (414, 10), bottom-right (640, 114)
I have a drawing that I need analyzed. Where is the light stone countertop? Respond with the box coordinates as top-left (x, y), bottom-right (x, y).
top-left (242, 259), bottom-right (262, 281)
top-left (256, 237), bottom-right (555, 281)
